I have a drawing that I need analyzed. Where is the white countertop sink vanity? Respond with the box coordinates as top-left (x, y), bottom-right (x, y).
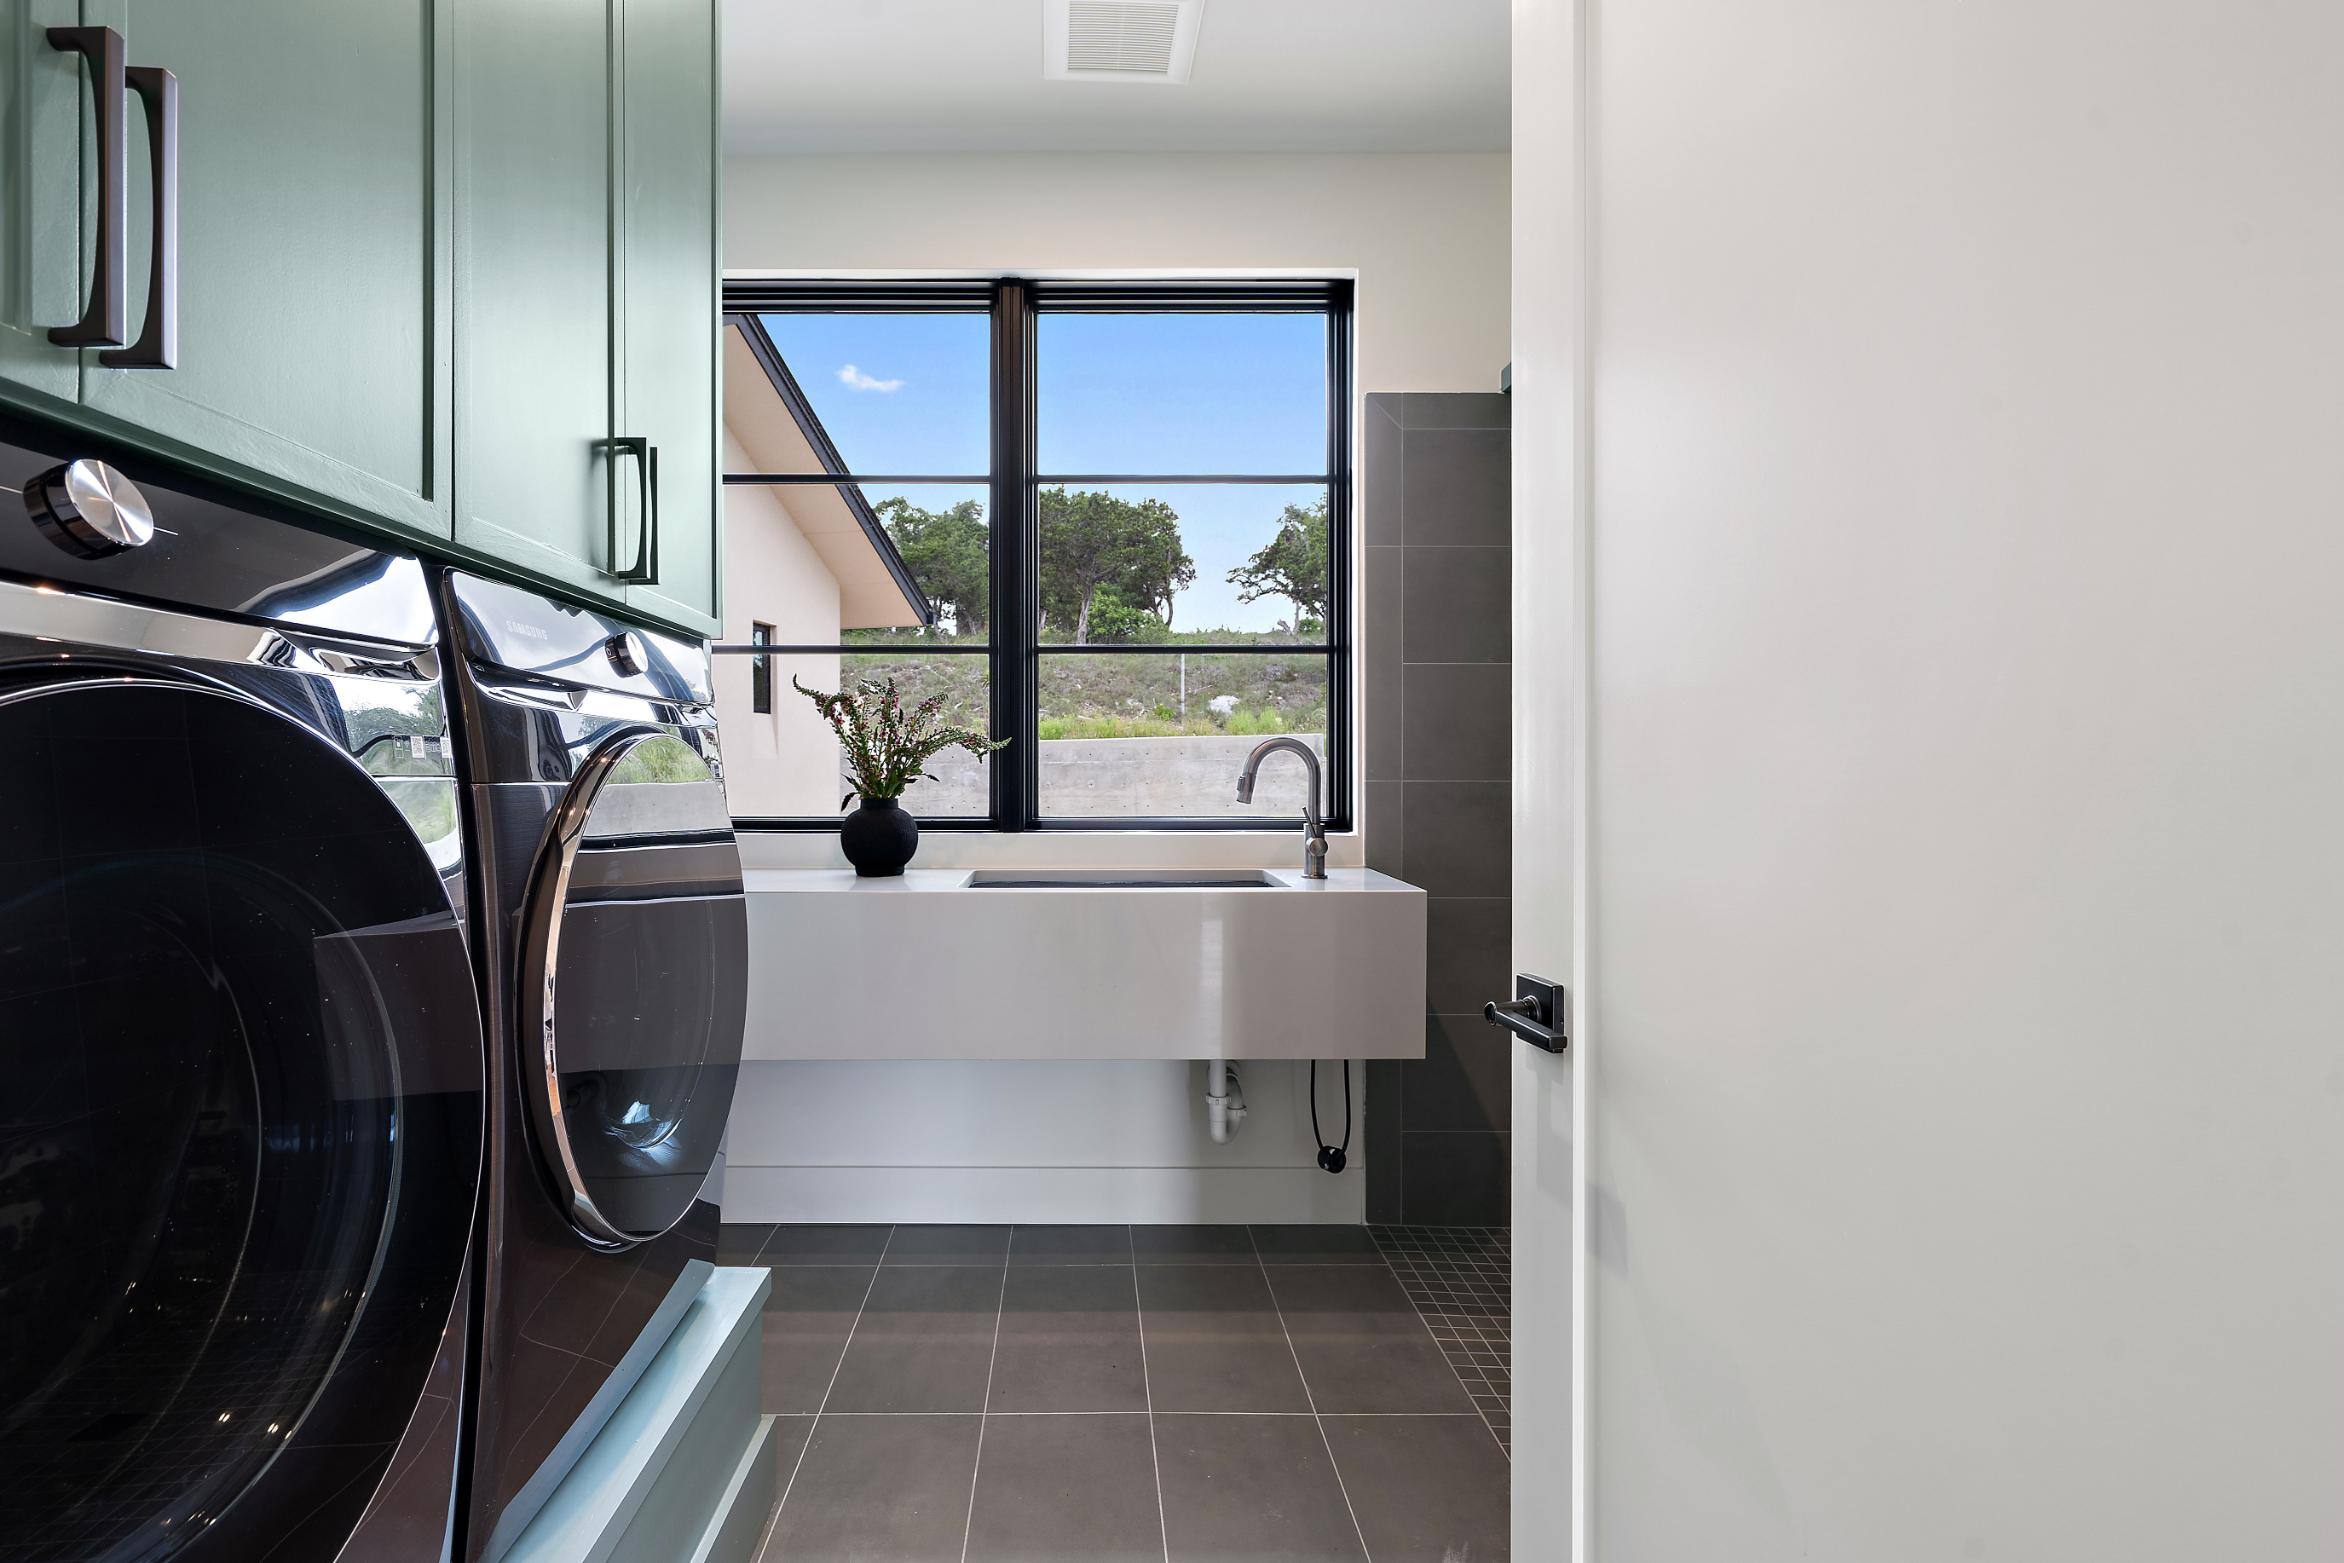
top-left (741, 867), bottom-right (1427, 1061)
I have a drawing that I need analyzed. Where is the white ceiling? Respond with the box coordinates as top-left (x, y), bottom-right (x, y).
top-left (722, 0), bottom-right (1510, 155)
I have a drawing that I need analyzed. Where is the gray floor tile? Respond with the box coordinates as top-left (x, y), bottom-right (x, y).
top-left (1007, 1223), bottom-right (1133, 1264)
top-left (1323, 1415), bottom-right (1510, 1560)
top-left (773, 1414), bottom-right (816, 1483)
top-left (1249, 1224), bottom-right (1385, 1264)
top-left (763, 1414), bottom-right (979, 1563)
top-left (761, 1265), bottom-right (876, 1414)
top-left (1130, 1224), bottom-right (1256, 1264)
top-left (1264, 1265), bottom-right (1478, 1414)
top-left (965, 1413), bottom-right (1162, 1563)
top-left (885, 1224), bottom-right (1012, 1265)
top-left (1137, 1265), bottom-right (1312, 1413)
top-left (761, 1224), bottom-right (894, 1266)
top-left (717, 1222), bottom-right (773, 1265)
top-left (824, 1265), bottom-right (1003, 1412)
top-left (988, 1264), bottom-right (1147, 1413)
top-left (1156, 1414), bottom-right (1366, 1563)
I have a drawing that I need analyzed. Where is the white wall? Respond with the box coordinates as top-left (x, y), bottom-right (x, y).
top-left (714, 429), bottom-right (841, 818)
top-left (720, 151), bottom-right (1508, 1224)
top-left (1522, 0), bottom-right (2344, 1554)
top-left (724, 152), bottom-right (1510, 395)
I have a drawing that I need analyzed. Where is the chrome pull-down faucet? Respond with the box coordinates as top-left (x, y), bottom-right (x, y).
top-left (1235, 736), bottom-right (1328, 879)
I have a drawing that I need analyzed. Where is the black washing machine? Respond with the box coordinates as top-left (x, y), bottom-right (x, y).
top-left (433, 570), bottom-right (747, 1563)
top-left (0, 426), bottom-right (485, 1562)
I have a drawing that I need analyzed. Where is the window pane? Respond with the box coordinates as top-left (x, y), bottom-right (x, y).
top-left (717, 651), bottom-right (994, 821)
top-left (1037, 653), bottom-right (1330, 818)
top-left (758, 312), bottom-right (990, 475)
top-left (1037, 312), bottom-right (1329, 476)
top-left (723, 482), bottom-right (986, 644)
top-left (1036, 484), bottom-right (1328, 644)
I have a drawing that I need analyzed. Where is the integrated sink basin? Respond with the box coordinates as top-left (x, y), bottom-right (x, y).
top-left (964, 869), bottom-right (1283, 889)
top-left (738, 867), bottom-right (1427, 1060)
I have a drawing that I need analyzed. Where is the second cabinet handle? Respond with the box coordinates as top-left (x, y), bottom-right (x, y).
top-left (100, 65), bottom-right (178, 370)
top-left (605, 436), bottom-right (660, 585)
top-left (46, 26), bottom-right (127, 349)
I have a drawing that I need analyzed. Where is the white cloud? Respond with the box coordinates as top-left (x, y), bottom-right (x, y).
top-left (837, 362), bottom-right (903, 393)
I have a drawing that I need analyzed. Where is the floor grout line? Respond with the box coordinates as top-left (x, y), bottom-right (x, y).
top-left (958, 1225), bottom-right (1013, 1563)
top-left (1250, 1227), bottom-right (1377, 1563)
top-left (755, 1223), bottom-right (895, 1563)
top-left (1129, 1228), bottom-right (1174, 1563)
top-left (1369, 1226), bottom-right (1513, 1459)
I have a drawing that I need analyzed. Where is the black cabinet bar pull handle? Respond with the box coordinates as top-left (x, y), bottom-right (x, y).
top-left (46, 26), bottom-right (127, 349)
top-left (604, 436), bottom-right (658, 584)
top-left (100, 64), bottom-right (177, 370)
top-left (642, 443), bottom-right (661, 586)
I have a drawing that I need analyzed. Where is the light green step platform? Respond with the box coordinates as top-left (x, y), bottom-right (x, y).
top-left (505, 1267), bottom-right (776, 1563)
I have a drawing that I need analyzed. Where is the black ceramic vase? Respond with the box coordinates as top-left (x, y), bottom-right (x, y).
top-left (839, 795), bottom-right (919, 877)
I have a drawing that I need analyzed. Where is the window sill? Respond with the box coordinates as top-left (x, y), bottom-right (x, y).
top-left (735, 825), bottom-right (1365, 873)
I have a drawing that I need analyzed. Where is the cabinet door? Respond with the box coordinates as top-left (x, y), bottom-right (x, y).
top-left (79, 0), bottom-right (450, 541)
top-left (0, 0), bottom-right (88, 404)
top-left (452, 0), bottom-right (615, 598)
top-left (619, 0), bottom-right (720, 634)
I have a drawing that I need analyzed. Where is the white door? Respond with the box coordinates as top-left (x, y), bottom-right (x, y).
top-left (1512, 1), bottom-right (2344, 1557)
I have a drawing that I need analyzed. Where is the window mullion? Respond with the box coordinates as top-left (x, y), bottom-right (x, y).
top-left (989, 280), bottom-right (1039, 830)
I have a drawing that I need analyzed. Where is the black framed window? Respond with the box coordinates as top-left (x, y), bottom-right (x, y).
top-left (749, 622), bottom-right (774, 712)
top-left (717, 278), bottom-right (1353, 832)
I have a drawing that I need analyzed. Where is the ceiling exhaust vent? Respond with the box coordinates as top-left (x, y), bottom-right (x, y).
top-left (1044, 0), bottom-right (1204, 84)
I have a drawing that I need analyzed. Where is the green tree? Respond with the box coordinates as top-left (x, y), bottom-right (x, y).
top-left (1227, 500), bottom-right (1329, 633)
top-left (874, 496), bottom-right (989, 638)
top-left (1038, 487), bottom-right (1196, 644)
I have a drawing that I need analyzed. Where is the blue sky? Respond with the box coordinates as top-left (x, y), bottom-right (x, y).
top-left (763, 311), bottom-right (1329, 634)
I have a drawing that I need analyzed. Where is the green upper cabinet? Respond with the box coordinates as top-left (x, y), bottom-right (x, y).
top-left (0, 0), bottom-right (85, 405)
top-left (74, 0), bottom-right (451, 540)
top-left (1, 0), bottom-right (717, 633)
top-left (620, 0), bottom-right (719, 631)
top-left (456, 0), bottom-right (720, 636)
top-left (451, 0), bottom-right (614, 601)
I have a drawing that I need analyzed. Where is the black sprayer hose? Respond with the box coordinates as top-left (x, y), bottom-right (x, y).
top-left (1310, 1059), bottom-right (1352, 1175)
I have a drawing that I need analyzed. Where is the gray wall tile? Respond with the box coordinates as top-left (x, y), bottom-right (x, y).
top-left (1400, 1131), bottom-right (1512, 1226)
top-left (1363, 779), bottom-right (1403, 876)
top-left (1402, 428), bottom-right (1511, 546)
top-left (1402, 665), bottom-right (1511, 781)
top-left (1403, 545), bottom-right (1511, 663)
top-left (1425, 897), bottom-right (1509, 1017)
top-left (1363, 546), bottom-right (1406, 780)
top-left (1364, 397), bottom-right (1407, 546)
top-left (1365, 1060), bottom-right (1403, 1222)
top-left (1373, 390), bottom-right (1511, 431)
top-left (1360, 391), bottom-right (1514, 1227)
top-left (1399, 781), bottom-right (1510, 899)
top-left (1402, 1015), bottom-right (1511, 1132)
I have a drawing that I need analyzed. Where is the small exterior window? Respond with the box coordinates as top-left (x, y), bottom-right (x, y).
top-left (749, 622), bottom-right (774, 713)
top-left (714, 279), bottom-right (1353, 832)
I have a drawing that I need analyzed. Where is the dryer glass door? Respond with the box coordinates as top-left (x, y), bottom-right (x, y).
top-left (526, 731), bottom-right (747, 1246)
top-left (0, 678), bottom-right (483, 1563)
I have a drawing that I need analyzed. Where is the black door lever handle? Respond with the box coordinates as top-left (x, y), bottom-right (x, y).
top-left (1484, 974), bottom-right (1567, 1053)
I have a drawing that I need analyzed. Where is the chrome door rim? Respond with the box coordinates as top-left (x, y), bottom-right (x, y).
top-left (515, 726), bottom-right (738, 1249)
